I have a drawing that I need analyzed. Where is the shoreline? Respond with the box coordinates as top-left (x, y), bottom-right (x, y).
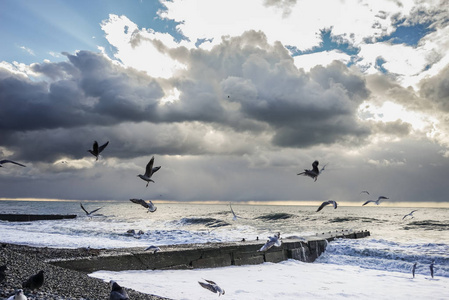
top-left (0, 243), bottom-right (170, 300)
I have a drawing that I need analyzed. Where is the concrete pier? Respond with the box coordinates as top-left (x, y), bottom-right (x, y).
top-left (50, 230), bottom-right (370, 273)
top-left (0, 214), bottom-right (77, 222)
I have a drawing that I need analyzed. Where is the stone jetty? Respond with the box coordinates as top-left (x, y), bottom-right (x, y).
top-left (0, 214), bottom-right (77, 222)
top-left (50, 230), bottom-right (370, 273)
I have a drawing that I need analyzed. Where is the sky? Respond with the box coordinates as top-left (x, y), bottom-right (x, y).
top-left (1, 0), bottom-right (449, 206)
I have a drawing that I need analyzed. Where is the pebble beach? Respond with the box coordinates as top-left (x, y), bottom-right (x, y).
top-left (0, 243), bottom-right (169, 300)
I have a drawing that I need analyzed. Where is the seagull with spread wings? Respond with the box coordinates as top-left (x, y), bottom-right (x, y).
top-left (130, 199), bottom-right (157, 213)
top-left (79, 203), bottom-right (102, 216)
top-left (362, 196), bottom-right (389, 206)
top-left (88, 141), bottom-right (109, 161)
top-left (198, 279), bottom-right (225, 296)
top-left (297, 160), bottom-right (327, 182)
top-left (402, 210), bottom-right (418, 220)
top-left (137, 156), bottom-right (161, 187)
top-left (316, 200), bottom-right (338, 212)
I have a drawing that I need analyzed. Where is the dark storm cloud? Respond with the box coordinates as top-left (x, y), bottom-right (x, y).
top-left (419, 64), bottom-right (449, 112)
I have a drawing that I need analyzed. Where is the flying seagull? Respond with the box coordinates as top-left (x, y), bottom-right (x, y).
top-left (137, 156), bottom-right (161, 187)
top-left (402, 210), bottom-right (418, 220)
top-left (198, 279), bottom-right (225, 296)
top-left (362, 196), bottom-right (389, 206)
top-left (80, 203), bottom-right (102, 216)
top-left (22, 270), bottom-right (44, 290)
top-left (144, 245), bottom-right (161, 253)
top-left (130, 199), bottom-right (157, 213)
top-left (360, 190), bottom-right (370, 195)
top-left (7, 289), bottom-right (27, 300)
top-left (109, 280), bottom-right (129, 300)
top-left (297, 160), bottom-right (327, 182)
top-left (0, 160), bottom-right (26, 168)
top-left (88, 141), bottom-right (109, 161)
top-left (258, 232), bottom-right (281, 252)
top-left (316, 200), bottom-right (338, 212)
top-left (412, 262), bottom-right (417, 278)
top-left (230, 203), bottom-right (248, 220)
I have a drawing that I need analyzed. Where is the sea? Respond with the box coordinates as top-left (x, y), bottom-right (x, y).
top-left (1, 200), bottom-right (448, 299)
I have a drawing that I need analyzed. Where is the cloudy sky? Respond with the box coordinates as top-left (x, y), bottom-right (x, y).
top-left (1, 0), bottom-right (449, 206)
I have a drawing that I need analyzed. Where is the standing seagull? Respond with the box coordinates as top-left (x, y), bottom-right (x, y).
top-left (137, 156), bottom-right (161, 187)
top-left (402, 210), bottom-right (418, 220)
top-left (130, 199), bottom-right (157, 213)
top-left (0, 160), bottom-right (26, 168)
top-left (316, 200), bottom-right (338, 212)
top-left (362, 196), bottom-right (389, 206)
top-left (109, 280), bottom-right (129, 300)
top-left (7, 289), bottom-right (27, 300)
top-left (297, 160), bottom-right (327, 182)
top-left (88, 141), bottom-right (109, 161)
top-left (430, 261), bottom-right (435, 278)
top-left (412, 262), bottom-right (417, 278)
top-left (22, 270), bottom-right (44, 290)
top-left (80, 203), bottom-right (103, 217)
top-left (198, 279), bottom-right (225, 296)
top-left (258, 232), bottom-right (281, 252)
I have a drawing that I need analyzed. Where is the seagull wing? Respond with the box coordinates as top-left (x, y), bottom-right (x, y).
top-left (80, 203), bottom-right (89, 215)
top-left (204, 279), bottom-right (218, 285)
top-left (329, 200), bottom-right (337, 209)
top-left (316, 201), bottom-right (330, 212)
top-left (98, 141), bottom-right (109, 153)
top-left (144, 157), bottom-right (155, 177)
top-left (362, 200), bottom-right (373, 206)
top-left (0, 160), bottom-right (26, 167)
top-left (199, 281), bottom-right (217, 293)
top-left (378, 196), bottom-right (389, 200)
top-left (130, 198), bottom-right (149, 208)
top-left (89, 207), bottom-right (102, 214)
top-left (319, 163), bottom-right (328, 174)
top-left (152, 166), bottom-right (161, 174)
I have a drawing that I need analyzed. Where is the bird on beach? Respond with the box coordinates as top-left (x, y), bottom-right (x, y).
top-left (430, 261), bottom-right (435, 278)
top-left (137, 156), bottom-right (161, 187)
top-left (297, 160), bottom-right (327, 182)
top-left (109, 280), bottom-right (129, 300)
top-left (362, 196), bottom-right (389, 206)
top-left (258, 232), bottom-right (281, 252)
top-left (0, 264), bottom-right (7, 283)
top-left (316, 200), bottom-right (338, 212)
top-left (0, 160), bottom-right (26, 168)
top-left (88, 141), bottom-right (109, 161)
top-left (230, 203), bottom-right (248, 221)
top-left (22, 270), bottom-right (44, 290)
top-left (198, 279), bottom-right (225, 296)
top-left (80, 203), bottom-right (103, 217)
top-left (402, 210), bottom-right (418, 220)
top-left (7, 289), bottom-right (27, 300)
top-left (129, 199), bottom-right (157, 213)
top-left (412, 262), bottom-right (417, 278)
top-left (144, 245), bottom-right (161, 253)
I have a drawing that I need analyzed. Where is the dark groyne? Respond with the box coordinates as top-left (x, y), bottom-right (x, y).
top-left (0, 214), bottom-right (77, 222)
top-left (50, 230), bottom-right (370, 273)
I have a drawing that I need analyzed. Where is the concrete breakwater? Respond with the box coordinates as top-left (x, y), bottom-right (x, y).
top-left (50, 230), bottom-right (370, 273)
top-left (0, 214), bottom-right (77, 222)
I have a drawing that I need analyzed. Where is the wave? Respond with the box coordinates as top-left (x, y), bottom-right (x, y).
top-left (403, 220), bottom-right (449, 231)
top-left (328, 216), bottom-right (380, 223)
top-left (178, 217), bottom-right (231, 228)
top-left (255, 213), bottom-right (296, 221)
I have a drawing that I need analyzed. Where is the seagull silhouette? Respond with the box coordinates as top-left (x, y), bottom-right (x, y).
top-left (316, 200), bottom-right (338, 212)
top-left (198, 279), bottom-right (225, 296)
top-left (88, 141), bottom-right (109, 161)
top-left (130, 199), bottom-right (157, 213)
top-left (137, 156), bottom-right (161, 187)
top-left (230, 203), bottom-right (248, 220)
top-left (297, 160), bottom-right (327, 182)
top-left (80, 203), bottom-right (102, 216)
top-left (402, 210), bottom-right (418, 220)
top-left (0, 160), bottom-right (26, 168)
top-left (360, 190), bottom-right (370, 195)
top-left (362, 196), bottom-right (389, 206)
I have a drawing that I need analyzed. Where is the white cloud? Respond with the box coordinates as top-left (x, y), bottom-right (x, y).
top-left (293, 50), bottom-right (351, 71)
top-left (19, 46), bottom-right (35, 56)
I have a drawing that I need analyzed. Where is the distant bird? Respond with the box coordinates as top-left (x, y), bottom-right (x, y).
top-left (22, 270), bottom-right (44, 290)
top-left (402, 210), bottom-right (418, 220)
top-left (129, 199), bottom-right (157, 213)
top-left (144, 245), bottom-right (161, 253)
top-left (80, 203), bottom-right (102, 216)
top-left (362, 196), bottom-right (389, 206)
top-left (0, 160), bottom-right (26, 168)
top-left (412, 262), bottom-right (417, 278)
top-left (109, 280), bottom-right (129, 300)
top-left (430, 261), bottom-right (435, 278)
top-left (297, 160), bottom-right (326, 182)
top-left (198, 279), bottom-right (225, 296)
top-left (360, 190), bottom-right (370, 195)
top-left (88, 140), bottom-right (109, 161)
top-left (258, 232), bottom-right (281, 252)
top-left (0, 264), bottom-right (7, 283)
top-left (137, 156), bottom-right (161, 187)
top-left (7, 289), bottom-right (27, 300)
top-left (316, 200), bottom-right (338, 212)
top-left (230, 203), bottom-right (247, 220)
